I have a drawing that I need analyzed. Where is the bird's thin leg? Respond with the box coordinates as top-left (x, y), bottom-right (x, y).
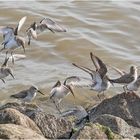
top-left (1, 79), bottom-right (5, 83)
top-left (123, 85), bottom-right (128, 99)
top-left (126, 86), bottom-right (131, 93)
top-left (27, 33), bottom-right (32, 45)
top-left (123, 85), bottom-right (127, 93)
top-left (52, 100), bottom-right (62, 114)
top-left (11, 52), bottom-right (14, 64)
top-left (21, 100), bottom-right (26, 106)
top-left (21, 44), bottom-right (25, 53)
top-left (6, 51), bottom-right (8, 58)
top-left (57, 102), bottom-right (62, 112)
top-left (28, 37), bottom-right (31, 45)
top-left (97, 93), bottom-right (101, 101)
top-left (102, 91), bottom-right (106, 99)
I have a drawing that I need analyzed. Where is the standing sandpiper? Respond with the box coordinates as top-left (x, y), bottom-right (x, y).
top-left (10, 86), bottom-right (44, 103)
top-left (109, 65), bottom-right (138, 93)
top-left (0, 16), bottom-right (27, 64)
top-left (26, 17), bottom-right (67, 45)
top-left (127, 75), bottom-right (140, 92)
top-left (49, 76), bottom-right (79, 113)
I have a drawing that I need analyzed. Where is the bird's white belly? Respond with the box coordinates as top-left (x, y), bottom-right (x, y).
top-left (5, 39), bottom-right (18, 50)
top-left (91, 82), bottom-right (102, 92)
top-left (127, 82), bottom-right (137, 91)
top-left (55, 89), bottom-right (69, 100)
top-left (104, 81), bottom-right (111, 90)
top-left (51, 86), bottom-right (69, 102)
top-left (91, 80), bottom-right (111, 93)
top-left (23, 92), bottom-right (36, 102)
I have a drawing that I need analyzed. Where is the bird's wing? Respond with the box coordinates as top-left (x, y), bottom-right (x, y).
top-left (14, 16), bottom-right (27, 35)
top-left (68, 76), bottom-right (96, 88)
top-left (95, 56), bottom-right (107, 78)
top-left (49, 88), bottom-right (57, 99)
top-left (39, 18), bottom-right (67, 33)
top-left (109, 65), bottom-right (125, 76)
top-left (0, 27), bottom-right (14, 44)
top-left (10, 90), bottom-right (28, 98)
top-left (72, 63), bottom-right (96, 80)
top-left (0, 26), bottom-right (14, 36)
top-left (110, 74), bottom-right (135, 84)
top-left (61, 106), bottom-right (87, 117)
top-left (90, 52), bottom-right (100, 70)
top-left (52, 80), bottom-right (61, 89)
top-left (90, 52), bottom-right (107, 78)
top-left (8, 54), bottom-right (26, 61)
top-left (63, 76), bottom-right (81, 85)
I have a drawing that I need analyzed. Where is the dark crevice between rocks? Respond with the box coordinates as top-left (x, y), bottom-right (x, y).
top-left (68, 115), bottom-right (90, 139)
top-left (134, 134), bottom-right (140, 139)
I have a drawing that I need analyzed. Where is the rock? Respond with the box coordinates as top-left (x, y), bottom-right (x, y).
top-left (0, 102), bottom-right (25, 111)
top-left (93, 114), bottom-right (140, 139)
top-left (89, 92), bottom-right (140, 128)
top-left (29, 111), bottom-right (72, 139)
top-left (0, 102), bottom-right (73, 139)
top-left (0, 108), bottom-right (42, 135)
top-left (0, 102), bottom-right (40, 116)
top-left (1, 92), bottom-right (140, 139)
top-left (0, 124), bottom-right (46, 139)
top-left (71, 122), bottom-right (122, 139)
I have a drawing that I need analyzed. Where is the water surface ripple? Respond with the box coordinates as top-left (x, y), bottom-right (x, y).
top-left (0, 1), bottom-right (140, 111)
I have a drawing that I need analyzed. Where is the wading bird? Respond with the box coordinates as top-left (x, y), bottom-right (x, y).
top-left (49, 76), bottom-right (79, 113)
top-left (26, 17), bottom-right (67, 45)
top-left (0, 16), bottom-right (27, 64)
top-left (11, 86), bottom-right (44, 103)
top-left (0, 55), bottom-right (14, 83)
top-left (72, 52), bottom-right (111, 100)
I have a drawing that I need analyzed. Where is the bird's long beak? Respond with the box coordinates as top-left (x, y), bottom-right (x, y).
top-left (37, 90), bottom-right (45, 95)
top-left (68, 86), bottom-right (75, 98)
top-left (136, 66), bottom-right (140, 69)
top-left (9, 72), bottom-right (15, 79)
top-left (110, 81), bottom-right (114, 87)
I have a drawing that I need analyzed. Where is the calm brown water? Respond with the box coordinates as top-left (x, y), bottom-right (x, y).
top-left (0, 1), bottom-right (140, 113)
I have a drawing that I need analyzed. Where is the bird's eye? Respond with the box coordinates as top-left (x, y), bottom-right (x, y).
top-left (33, 86), bottom-right (37, 90)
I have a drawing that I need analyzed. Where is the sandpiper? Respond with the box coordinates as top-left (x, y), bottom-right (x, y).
top-left (26, 17), bottom-right (67, 45)
top-left (109, 65), bottom-right (138, 93)
top-left (10, 86), bottom-right (44, 103)
top-left (49, 76), bottom-right (79, 113)
top-left (127, 75), bottom-right (140, 92)
top-left (72, 52), bottom-right (111, 100)
top-left (0, 16), bottom-right (27, 63)
top-left (0, 56), bottom-right (15, 83)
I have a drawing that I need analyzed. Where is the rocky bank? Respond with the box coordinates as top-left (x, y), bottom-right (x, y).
top-left (0, 92), bottom-right (140, 139)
